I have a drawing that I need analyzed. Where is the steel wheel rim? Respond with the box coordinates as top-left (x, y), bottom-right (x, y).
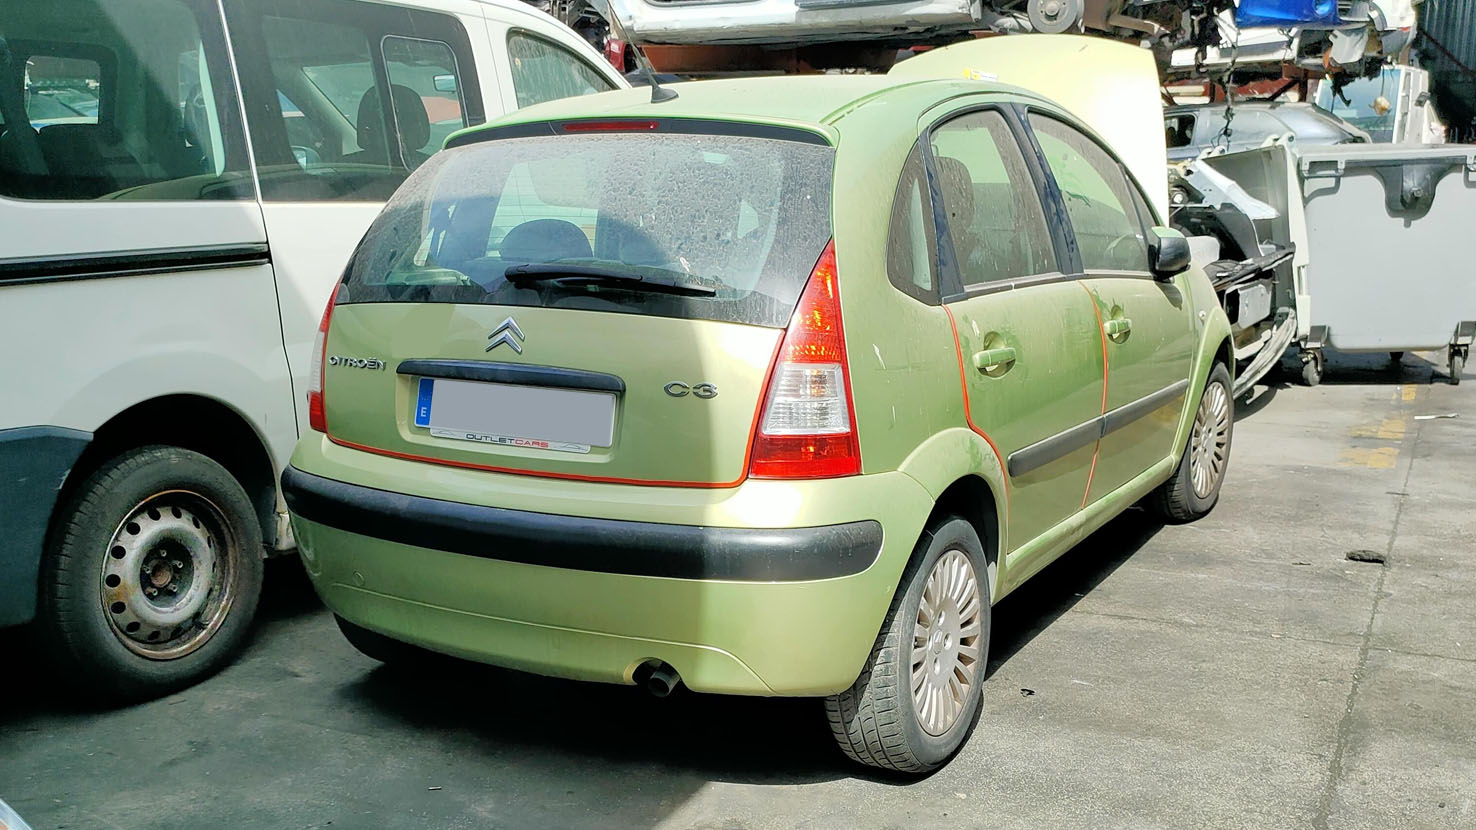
top-left (99, 490), bottom-right (239, 660)
top-left (911, 549), bottom-right (983, 737)
top-left (1189, 380), bottom-right (1231, 499)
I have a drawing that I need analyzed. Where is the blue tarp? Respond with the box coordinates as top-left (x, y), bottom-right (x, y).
top-left (1235, 0), bottom-right (1342, 26)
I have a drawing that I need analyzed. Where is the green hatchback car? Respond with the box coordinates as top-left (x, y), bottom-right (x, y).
top-left (282, 68), bottom-right (1235, 773)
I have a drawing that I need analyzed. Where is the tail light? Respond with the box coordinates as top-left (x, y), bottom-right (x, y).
top-left (306, 291), bottom-right (336, 433)
top-left (750, 240), bottom-right (860, 479)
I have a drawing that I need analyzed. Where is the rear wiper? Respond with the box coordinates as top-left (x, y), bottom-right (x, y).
top-left (504, 263), bottom-right (716, 297)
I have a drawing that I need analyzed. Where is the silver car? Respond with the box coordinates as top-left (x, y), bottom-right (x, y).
top-left (606, 0), bottom-right (976, 46)
top-left (1164, 102), bottom-right (1370, 161)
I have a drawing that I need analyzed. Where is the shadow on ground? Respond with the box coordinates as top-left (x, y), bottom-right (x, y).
top-left (1289, 348), bottom-right (1446, 387)
top-left (1, 509), bottom-right (1164, 798)
top-left (2, 556), bottom-right (324, 720)
top-left (988, 508), bottom-right (1163, 674)
top-left (332, 509), bottom-right (1165, 786)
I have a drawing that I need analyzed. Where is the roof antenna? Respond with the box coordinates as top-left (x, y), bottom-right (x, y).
top-left (603, 0), bottom-right (677, 103)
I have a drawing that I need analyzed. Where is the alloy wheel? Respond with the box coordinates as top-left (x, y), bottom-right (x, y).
top-left (1190, 380), bottom-right (1231, 499)
top-left (911, 549), bottom-right (983, 736)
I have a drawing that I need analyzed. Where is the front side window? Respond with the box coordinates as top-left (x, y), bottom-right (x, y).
top-left (1030, 114), bottom-right (1149, 273)
top-left (930, 110), bottom-right (1056, 287)
top-left (507, 32), bottom-right (615, 110)
top-left (0, 0), bottom-right (252, 201)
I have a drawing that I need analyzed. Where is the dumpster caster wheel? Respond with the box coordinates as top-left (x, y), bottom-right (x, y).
top-left (1451, 353), bottom-right (1465, 386)
top-left (1301, 351), bottom-right (1324, 387)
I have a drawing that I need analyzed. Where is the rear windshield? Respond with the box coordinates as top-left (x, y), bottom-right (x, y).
top-left (339, 131), bottom-right (835, 328)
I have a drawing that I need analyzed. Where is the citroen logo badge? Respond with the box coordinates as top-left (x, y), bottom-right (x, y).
top-left (486, 317), bottom-right (525, 354)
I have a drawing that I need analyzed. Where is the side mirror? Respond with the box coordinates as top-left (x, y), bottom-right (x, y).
top-left (1150, 227), bottom-right (1191, 279)
top-left (1415, 91), bottom-right (1431, 108)
top-left (433, 74), bottom-right (457, 94)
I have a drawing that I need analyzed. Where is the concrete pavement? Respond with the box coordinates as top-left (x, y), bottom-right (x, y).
top-left (2, 350), bottom-right (1472, 830)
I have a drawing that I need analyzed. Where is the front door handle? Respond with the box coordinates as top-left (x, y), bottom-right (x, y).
top-left (972, 346), bottom-right (1017, 374)
top-left (1104, 318), bottom-right (1132, 340)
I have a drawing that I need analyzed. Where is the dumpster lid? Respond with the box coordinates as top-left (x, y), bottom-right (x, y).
top-left (1297, 143), bottom-right (1476, 219)
top-left (1295, 144), bottom-right (1476, 165)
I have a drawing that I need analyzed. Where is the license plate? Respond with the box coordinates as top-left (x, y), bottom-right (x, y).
top-left (413, 377), bottom-right (616, 454)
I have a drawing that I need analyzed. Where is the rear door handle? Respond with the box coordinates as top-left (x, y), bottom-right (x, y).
top-left (972, 346), bottom-right (1017, 374)
top-left (1104, 318), bottom-right (1132, 339)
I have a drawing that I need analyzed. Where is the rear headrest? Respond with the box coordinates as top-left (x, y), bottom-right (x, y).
top-left (500, 219), bottom-right (593, 264)
top-left (933, 156), bottom-right (975, 229)
top-left (356, 84), bottom-right (431, 158)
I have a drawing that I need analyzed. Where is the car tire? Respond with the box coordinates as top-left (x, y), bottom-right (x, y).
top-left (1150, 362), bottom-right (1234, 524)
top-left (37, 446), bottom-right (264, 701)
top-left (824, 517), bottom-right (991, 775)
top-left (334, 614), bottom-right (435, 666)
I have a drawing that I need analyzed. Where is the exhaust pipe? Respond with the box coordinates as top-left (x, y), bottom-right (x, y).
top-left (636, 660), bottom-right (681, 698)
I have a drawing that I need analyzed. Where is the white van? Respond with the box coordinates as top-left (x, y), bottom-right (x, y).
top-left (0, 0), bottom-right (625, 700)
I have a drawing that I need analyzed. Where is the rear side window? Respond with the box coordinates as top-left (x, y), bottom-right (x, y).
top-left (0, 0), bottom-right (253, 201)
top-left (1030, 114), bottom-right (1149, 273)
top-left (341, 131), bottom-right (834, 328)
top-left (886, 141), bottom-right (937, 302)
top-left (930, 110), bottom-right (1056, 286)
top-left (1165, 113), bottom-right (1195, 149)
top-left (23, 56), bottom-right (101, 126)
top-left (507, 32), bottom-right (615, 109)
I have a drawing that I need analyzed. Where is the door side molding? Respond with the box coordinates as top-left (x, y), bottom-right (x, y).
top-left (1007, 379), bottom-right (1189, 477)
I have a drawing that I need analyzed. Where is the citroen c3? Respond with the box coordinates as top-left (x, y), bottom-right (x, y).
top-left (282, 38), bottom-right (1237, 773)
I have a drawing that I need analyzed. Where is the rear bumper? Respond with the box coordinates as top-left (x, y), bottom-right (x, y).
top-left (284, 435), bottom-right (934, 695)
top-left (616, 0), bottom-right (976, 45)
top-left (0, 426), bottom-right (91, 627)
top-left (282, 466), bottom-right (882, 582)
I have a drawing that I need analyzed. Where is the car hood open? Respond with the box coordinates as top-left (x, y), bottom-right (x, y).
top-left (889, 35), bottom-right (1170, 221)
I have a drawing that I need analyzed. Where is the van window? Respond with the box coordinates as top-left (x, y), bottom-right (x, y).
top-left (341, 132), bottom-right (834, 329)
top-left (382, 37), bottom-right (467, 157)
top-left (0, 0), bottom-right (253, 201)
top-left (222, 0), bottom-right (483, 201)
top-left (507, 32), bottom-right (615, 109)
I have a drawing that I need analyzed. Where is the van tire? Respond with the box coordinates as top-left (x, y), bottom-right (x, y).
top-left (824, 517), bottom-right (990, 775)
top-left (1150, 362), bottom-right (1234, 523)
top-left (38, 446), bottom-right (264, 702)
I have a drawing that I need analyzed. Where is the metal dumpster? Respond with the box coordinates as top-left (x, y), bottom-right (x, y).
top-left (1294, 144), bottom-right (1476, 383)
